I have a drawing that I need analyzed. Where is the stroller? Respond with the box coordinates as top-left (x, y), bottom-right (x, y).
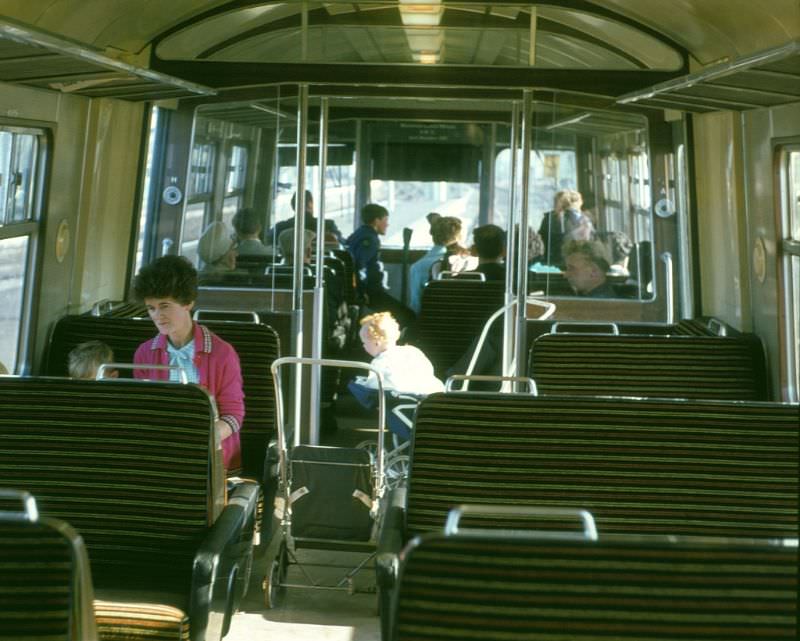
top-left (348, 380), bottom-right (423, 489)
top-left (265, 356), bottom-right (389, 607)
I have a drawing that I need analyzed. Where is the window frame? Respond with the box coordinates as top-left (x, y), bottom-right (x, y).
top-left (0, 123), bottom-right (49, 374)
top-left (776, 142), bottom-right (800, 402)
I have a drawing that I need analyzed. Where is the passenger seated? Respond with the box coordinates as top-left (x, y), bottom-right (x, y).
top-left (470, 224), bottom-right (506, 281)
top-left (68, 340), bottom-right (118, 379)
top-left (355, 312), bottom-right (443, 396)
top-left (132, 255), bottom-right (245, 471)
top-left (601, 230), bottom-right (634, 277)
top-left (232, 208), bottom-right (273, 258)
top-left (408, 215), bottom-right (462, 313)
top-left (198, 220), bottom-right (238, 274)
top-left (278, 228), bottom-right (315, 264)
top-left (563, 239), bottom-right (617, 298)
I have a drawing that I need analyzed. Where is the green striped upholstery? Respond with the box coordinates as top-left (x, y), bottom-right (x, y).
top-left (411, 280), bottom-right (506, 376)
top-left (529, 334), bottom-right (768, 400)
top-left (0, 378), bottom-right (219, 640)
top-left (0, 511), bottom-right (96, 641)
top-left (394, 533), bottom-right (798, 641)
top-left (44, 315), bottom-right (280, 481)
top-left (406, 394), bottom-right (799, 538)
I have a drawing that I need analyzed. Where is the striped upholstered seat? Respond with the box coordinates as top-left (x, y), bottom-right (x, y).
top-left (529, 333), bottom-right (768, 400)
top-left (376, 393), bottom-right (798, 635)
top-left (409, 280), bottom-right (506, 377)
top-left (0, 377), bottom-right (256, 641)
top-left (44, 314), bottom-right (280, 482)
top-left (403, 394), bottom-right (798, 538)
top-left (0, 490), bottom-right (98, 641)
top-left (393, 532), bottom-right (798, 641)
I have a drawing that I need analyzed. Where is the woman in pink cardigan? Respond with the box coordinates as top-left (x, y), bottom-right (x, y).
top-left (132, 255), bottom-right (245, 471)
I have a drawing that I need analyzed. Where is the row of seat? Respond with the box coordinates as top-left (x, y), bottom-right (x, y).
top-left (378, 392), bottom-right (800, 640)
top-left (0, 377), bottom-right (260, 641)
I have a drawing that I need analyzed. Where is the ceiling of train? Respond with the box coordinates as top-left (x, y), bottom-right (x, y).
top-left (0, 1), bottom-right (797, 112)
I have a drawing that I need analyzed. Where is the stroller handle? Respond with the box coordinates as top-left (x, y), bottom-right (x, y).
top-left (271, 357), bottom-right (388, 495)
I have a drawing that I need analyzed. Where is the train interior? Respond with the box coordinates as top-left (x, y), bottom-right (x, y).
top-left (0, 2), bottom-right (799, 640)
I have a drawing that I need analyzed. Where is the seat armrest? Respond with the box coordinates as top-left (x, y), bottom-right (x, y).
top-left (189, 502), bottom-right (252, 641)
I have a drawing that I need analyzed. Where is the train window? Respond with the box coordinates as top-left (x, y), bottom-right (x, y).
top-left (780, 147), bottom-right (800, 401)
top-left (0, 125), bottom-right (45, 373)
top-left (182, 141), bottom-right (217, 263)
top-left (223, 144), bottom-right (249, 226)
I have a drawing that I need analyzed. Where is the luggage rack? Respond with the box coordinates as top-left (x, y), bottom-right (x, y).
top-left (265, 357), bottom-right (388, 607)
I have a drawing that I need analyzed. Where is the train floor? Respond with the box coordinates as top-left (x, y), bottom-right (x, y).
top-left (226, 390), bottom-right (382, 640)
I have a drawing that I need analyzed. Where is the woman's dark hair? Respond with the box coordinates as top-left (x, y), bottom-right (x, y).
top-left (133, 255), bottom-right (198, 305)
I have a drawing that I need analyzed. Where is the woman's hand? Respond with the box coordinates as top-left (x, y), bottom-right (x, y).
top-left (215, 418), bottom-right (233, 441)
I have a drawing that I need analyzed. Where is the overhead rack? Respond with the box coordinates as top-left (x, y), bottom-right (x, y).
top-left (617, 39), bottom-right (800, 113)
top-left (0, 18), bottom-right (215, 101)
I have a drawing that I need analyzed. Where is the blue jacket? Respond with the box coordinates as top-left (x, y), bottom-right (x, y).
top-left (346, 224), bottom-right (383, 297)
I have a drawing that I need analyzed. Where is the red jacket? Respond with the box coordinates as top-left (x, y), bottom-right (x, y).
top-left (133, 323), bottom-right (245, 470)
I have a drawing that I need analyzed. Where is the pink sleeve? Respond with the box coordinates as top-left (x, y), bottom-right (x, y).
top-left (214, 342), bottom-right (245, 433)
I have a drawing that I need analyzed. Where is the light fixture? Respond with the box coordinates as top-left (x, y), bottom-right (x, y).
top-left (398, 0), bottom-right (443, 27)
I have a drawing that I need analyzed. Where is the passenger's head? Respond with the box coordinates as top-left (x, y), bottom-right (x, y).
top-left (431, 216), bottom-right (462, 247)
top-left (232, 208), bottom-right (262, 239)
top-left (563, 239), bottom-right (611, 295)
top-left (198, 221), bottom-right (237, 270)
top-left (558, 189), bottom-right (583, 212)
top-left (472, 224), bottom-right (505, 261)
top-left (68, 340), bottom-right (117, 380)
top-left (133, 255), bottom-right (198, 305)
top-left (278, 228), bottom-right (316, 264)
top-left (134, 256), bottom-right (198, 343)
top-left (359, 312), bottom-right (400, 358)
top-left (361, 204), bottom-right (389, 235)
top-left (426, 212), bottom-right (441, 236)
top-left (291, 190), bottom-right (314, 216)
top-left (606, 230), bottom-right (633, 264)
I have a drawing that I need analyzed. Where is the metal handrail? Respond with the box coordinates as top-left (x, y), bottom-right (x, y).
top-left (96, 363), bottom-right (189, 384)
top-left (445, 374), bottom-right (537, 395)
top-left (444, 504), bottom-right (598, 541)
top-left (0, 489), bottom-right (39, 522)
top-left (550, 321), bottom-right (620, 335)
top-left (192, 309), bottom-right (261, 324)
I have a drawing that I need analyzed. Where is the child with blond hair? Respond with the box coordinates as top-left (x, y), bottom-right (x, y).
top-left (68, 340), bottom-right (118, 380)
top-left (357, 312), bottom-right (443, 395)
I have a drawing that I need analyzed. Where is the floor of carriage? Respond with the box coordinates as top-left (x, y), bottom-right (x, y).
top-left (226, 391), bottom-right (382, 641)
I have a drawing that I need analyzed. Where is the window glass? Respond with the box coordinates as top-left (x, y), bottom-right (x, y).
top-left (189, 143), bottom-right (215, 198)
top-left (783, 149), bottom-right (800, 400)
top-left (369, 179), bottom-right (479, 248)
top-left (225, 145), bottom-right (248, 194)
top-left (0, 236), bottom-right (29, 372)
top-left (180, 201), bottom-right (207, 265)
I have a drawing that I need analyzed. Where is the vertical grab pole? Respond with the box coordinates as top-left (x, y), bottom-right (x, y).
top-left (502, 102), bottom-right (520, 380)
top-left (292, 84), bottom-right (309, 446)
top-left (309, 97), bottom-right (329, 445)
top-left (660, 251), bottom-right (675, 325)
top-left (514, 90), bottom-right (533, 386)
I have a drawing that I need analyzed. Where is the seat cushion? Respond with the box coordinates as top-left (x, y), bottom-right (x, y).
top-left (94, 596), bottom-right (189, 641)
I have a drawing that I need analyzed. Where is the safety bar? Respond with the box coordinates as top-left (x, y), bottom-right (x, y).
top-left (445, 375), bottom-right (537, 395)
top-left (90, 299), bottom-right (129, 316)
top-left (550, 321), bottom-right (620, 335)
top-left (463, 295), bottom-right (555, 390)
top-left (192, 309), bottom-right (261, 324)
top-left (271, 357), bottom-right (388, 497)
top-left (435, 271), bottom-right (486, 281)
top-left (0, 489), bottom-right (39, 522)
top-left (444, 505), bottom-right (597, 541)
top-left (660, 252), bottom-right (674, 325)
top-left (96, 363), bottom-right (189, 384)
top-left (707, 318), bottom-right (728, 337)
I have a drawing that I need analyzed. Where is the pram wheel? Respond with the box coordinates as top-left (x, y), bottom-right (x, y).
top-left (355, 439), bottom-right (378, 463)
top-left (385, 455), bottom-right (409, 489)
top-left (263, 542), bottom-right (288, 608)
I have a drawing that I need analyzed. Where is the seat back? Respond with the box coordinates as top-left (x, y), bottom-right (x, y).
top-left (529, 333), bottom-right (768, 400)
top-left (406, 394), bottom-right (798, 539)
top-left (43, 314), bottom-right (279, 481)
top-left (0, 490), bottom-right (98, 641)
top-left (0, 377), bottom-right (218, 592)
top-left (394, 531), bottom-right (798, 641)
top-left (410, 280), bottom-right (506, 376)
